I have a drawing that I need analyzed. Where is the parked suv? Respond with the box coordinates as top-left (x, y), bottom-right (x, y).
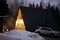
top-left (35, 27), bottom-right (60, 37)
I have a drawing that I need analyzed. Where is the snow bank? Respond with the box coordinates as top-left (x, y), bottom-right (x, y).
top-left (0, 30), bottom-right (45, 40)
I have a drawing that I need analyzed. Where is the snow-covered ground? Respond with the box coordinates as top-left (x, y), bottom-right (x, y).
top-left (0, 30), bottom-right (45, 40)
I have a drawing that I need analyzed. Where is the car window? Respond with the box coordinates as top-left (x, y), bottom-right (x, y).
top-left (41, 28), bottom-right (52, 31)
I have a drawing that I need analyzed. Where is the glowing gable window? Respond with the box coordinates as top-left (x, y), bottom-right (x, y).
top-left (15, 8), bottom-right (26, 31)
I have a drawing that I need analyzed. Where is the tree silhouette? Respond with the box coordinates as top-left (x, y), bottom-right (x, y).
top-left (29, 2), bottom-right (35, 8)
top-left (36, 4), bottom-right (39, 8)
top-left (39, 2), bottom-right (43, 10)
top-left (29, 4), bottom-right (32, 8)
top-left (32, 2), bottom-right (35, 8)
top-left (47, 3), bottom-right (50, 9)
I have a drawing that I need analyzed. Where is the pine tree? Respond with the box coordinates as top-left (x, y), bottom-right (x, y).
top-left (29, 4), bottom-right (32, 8)
top-left (36, 4), bottom-right (39, 8)
top-left (32, 2), bottom-right (35, 8)
top-left (39, 2), bottom-right (43, 10)
top-left (47, 3), bottom-right (50, 9)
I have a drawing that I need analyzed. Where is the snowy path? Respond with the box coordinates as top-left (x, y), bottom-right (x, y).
top-left (0, 30), bottom-right (45, 40)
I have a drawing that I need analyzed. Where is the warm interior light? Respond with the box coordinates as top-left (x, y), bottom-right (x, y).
top-left (3, 28), bottom-right (8, 32)
top-left (15, 8), bottom-right (26, 31)
top-left (6, 29), bottom-right (8, 32)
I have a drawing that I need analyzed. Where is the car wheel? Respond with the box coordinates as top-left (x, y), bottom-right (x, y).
top-left (36, 31), bottom-right (40, 34)
top-left (51, 33), bottom-right (55, 38)
top-left (36, 31), bottom-right (44, 36)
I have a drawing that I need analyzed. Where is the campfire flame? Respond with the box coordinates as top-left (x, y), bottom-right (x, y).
top-left (15, 8), bottom-right (26, 31)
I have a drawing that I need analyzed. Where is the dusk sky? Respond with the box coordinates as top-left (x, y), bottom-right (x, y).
top-left (6, 0), bottom-right (60, 8)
